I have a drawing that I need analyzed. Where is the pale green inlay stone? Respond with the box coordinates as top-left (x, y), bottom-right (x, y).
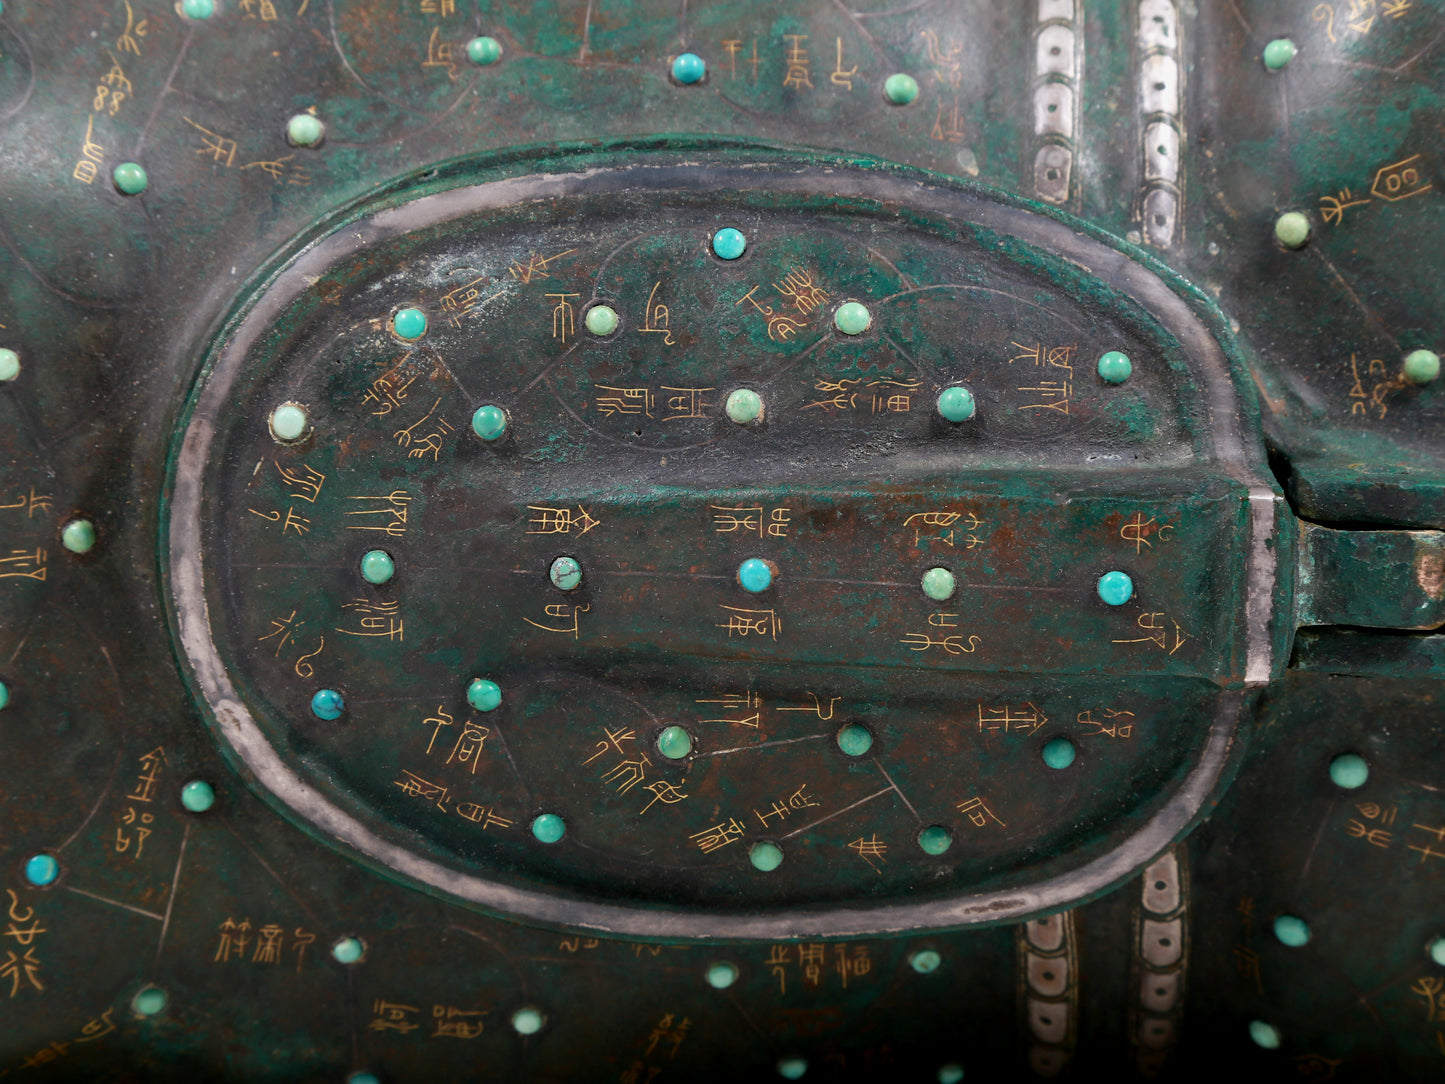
top-left (181, 0), bottom-right (214, 17)
top-left (287, 113), bottom-right (324, 148)
top-left (24, 854), bottom-right (58, 886)
top-left (1429, 937), bottom-right (1445, 967)
top-left (836, 723), bottom-right (873, 757)
top-left (750, 841), bottom-right (783, 871)
top-left (472, 404), bottom-right (507, 441)
top-left (112, 162), bottom-right (148, 195)
top-left (834, 301), bottom-right (871, 335)
top-left (1274, 211), bottom-right (1310, 249)
top-left (467, 678), bottom-right (502, 712)
top-left (910, 949), bottom-right (942, 974)
top-left (777, 1057), bottom-right (808, 1079)
top-left (1249, 1020), bottom-right (1281, 1050)
top-left (1097, 350), bottom-right (1133, 384)
top-left (0, 348), bottom-right (18, 382)
top-left (62, 519), bottom-right (96, 554)
top-left (361, 550), bottom-right (394, 585)
top-left (1098, 570), bottom-right (1134, 606)
top-left (712, 227), bottom-right (746, 260)
top-left (0, 680), bottom-right (9, 710)
top-left (883, 73), bottom-right (919, 105)
top-left (393, 307), bottom-right (427, 340)
top-left (657, 725), bottom-right (693, 759)
top-left (726, 388), bottom-right (762, 424)
top-left (270, 403), bottom-right (309, 443)
top-left (1329, 753), bottom-right (1368, 789)
top-left (132, 986), bottom-right (168, 1016)
top-left (1042, 737), bottom-right (1076, 769)
top-left (331, 937), bottom-right (365, 964)
top-left (549, 556), bottom-right (582, 591)
top-left (922, 567), bottom-right (956, 602)
top-left (1405, 349), bottom-right (1440, 385)
top-left (738, 557), bottom-right (773, 592)
top-left (348, 1074), bottom-right (381, 1084)
top-left (918, 825), bottom-right (952, 855)
top-left (1263, 38), bottom-right (1297, 71)
top-left (532, 813), bottom-right (565, 843)
top-left (1274, 914), bottom-right (1310, 947)
top-left (512, 1007), bottom-right (545, 1035)
top-left (705, 961), bottom-right (739, 989)
top-left (180, 780), bottom-right (215, 813)
top-left (938, 1065), bottom-right (965, 1084)
top-left (585, 304), bottom-right (619, 336)
top-left (936, 386), bottom-right (975, 422)
top-left (467, 36), bottom-right (502, 65)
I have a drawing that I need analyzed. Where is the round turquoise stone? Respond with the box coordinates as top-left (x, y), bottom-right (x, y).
top-left (671, 52), bottom-right (706, 84)
top-left (549, 556), bottom-right (582, 591)
top-left (270, 403), bottom-right (308, 442)
top-left (180, 780), bottom-right (215, 813)
top-left (657, 725), bottom-right (693, 759)
top-left (24, 853), bottom-right (58, 886)
top-left (0, 348), bottom-right (18, 382)
top-left (393, 307), bottom-right (427, 340)
top-left (1263, 38), bottom-right (1296, 71)
top-left (918, 825), bottom-right (952, 855)
top-left (834, 301), bottom-right (871, 336)
top-left (512, 1007), bottom-right (545, 1034)
top-left (467, 36), bottom-right (502, 65)
top-left (705, 961), bottom-right (739, 989)
top-left (331, 936), bottom-right (364, 964)
top-left (1273, 914), bottom-right (1310, 947)
top-left (1098, 570), bottom-right (1134, 606)
top-left (938, 1065), bottom-right (965, 1084)
top-left (1329, 753), bottom-right (1368, 789)
top-left (532, 814), bottom-right (566, 843)
top-left (311, 688), bottom-right (344, 720)
top-left (287, 113), bottom-right (324, 148)
top-left (112, 162), bottom-right (148, 195)
top-left (922, 567), bottom-right (956, 602)
top-left (181, 0), bottom-right (214, 17)
top-left (585, 304), bottom-right (619, 336)
top-left (712, 227), bottom-right (746, 260)
top-left (1274, 211), bottom-right (1310, 250)
top-left (0, 680), bottom-right (9, 710)
top-left (1429, 937), bottom-right (1445, 967)
top-left (777, 1057), bottom-right (808, 1079)
top-left (836, 723), bottom-right (873, 757)
top-left (1097, 350), bottom-right (1133, 384)
top-left (360, 550), bottom-right (394, 585)
top-left (467, 678), bottom-right (502, 712)
top-left (131, 986), bottom-right (168, 1016)
top-left (1405, 349), bottom-right (1440, 385)
top-left (750, 841), bottom-right (783, 872)
top-left (936, 386), bottom-right (975, 422)
top-left (883, 73), bottom-right (919, 105)
top-left (910, 949), bottom-right (942, 974)
top-left (738, 558), bottom-right (773, 593)
top-left (1249, 1020), bottom-right (1281, 1050)
top-left (348, 1074), bottom-right (381, 1084)
top-left (1042, 737), bottom-right (1076, 770)
top-left (472, 404), bottom-right (507, 441)
top-left (726, 388), bottom-right (762, 424)
top-left (61, 519), bottom-right (96, 554)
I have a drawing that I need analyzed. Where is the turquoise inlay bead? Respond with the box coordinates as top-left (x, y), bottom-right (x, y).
top-left (270, 403), bottom-right (309, 442)
top-left (671, 52), bottom-right (705, 84)
top-left (585, 304), bottom-right (619, 336)
top-left (918, 825), bottom-right (952, 855)
top-left (922, 567), bottom-right (956, 602)
top-left (180, 780), bottom-right (215, 813)
top-left (936, 386), bottom-right (975, 422)
top-left (1430, 938), bottom-right (1445, 967)
top-left (1273, 914), bottom-right (1310, 947)
top-left (0, 348), bottom-right (18, 382)
top-left (467, 678), bottom-right (502, 712)
top-left (361, 550), bottom-right (394, 585)
top-left (657, 725), bottom-right (693, 759)
top-left (181, 0), bottom-right (214, 17)
top-left (1098, 570), bottom-right (1134, 606)
top-left (0, 680), bottom-right (9, 710)
top-left (1274, 211), bottom-right (1310, 249)
top-left (287, 113), bottom-right (324, 147)
top-left (938, 1065), bottom-right (965, 1084)
top-left (331, 937), bottom-right (365, 964)
top-left (1405, 349), bottom-right (1441, 385)
top-left (833, 301), bottom-right (871, 335)
top-left (1249, 1020), bottom-right (1281, 1050)
top-left (1329, 753), bottom-right (1368, 789)
top-left (131, 986), bottom-right (168, 1016)
top-left (471, 404), bottom-right (508, 441)
top-left (712, 227), bottom-right (746, 260)
top-left (61, 519), bottom-right (96, 554)
top-left (392, 307), bottom-right (427, 340)
top-left (549, 556), bottom-right (582, 591)
top-left (512, 1007), bottom-right (545, 1035)
top-left (750, 841), bottom-right (783, 871)
top-left (112, 162), bottom-right (148, 195)
top-left (883, 73), bottom-right (919, 105)
top-left (1097, 350), bottom-right (1133, 384)
top-left (1262, 38), bottom-right (1297, 70)
top-left (725, 388), bottom-right (762, 424)
top-left (24, 854), bottom-right (58, 886)
top-left (836, 723), bottom-right (873, 757)
top-left (705, 961), bottom-right (739, 989)
top-left (777, 1057), bottom-right (808, 1079)
top-left (1042, 738), bottom-right (1076, 770)
top-left (348, 1074), bottom-right (381, 1084)
top-left (910, 949), bottom-right (942, 974)
top-left (738, 558), bottom-right (773, 593)
top-left (532, 813), bottom-right (566, 843)
top-left (467, 36), bottom-right (502, 65)
top-left (311, 689), bottom-right (344, 720)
